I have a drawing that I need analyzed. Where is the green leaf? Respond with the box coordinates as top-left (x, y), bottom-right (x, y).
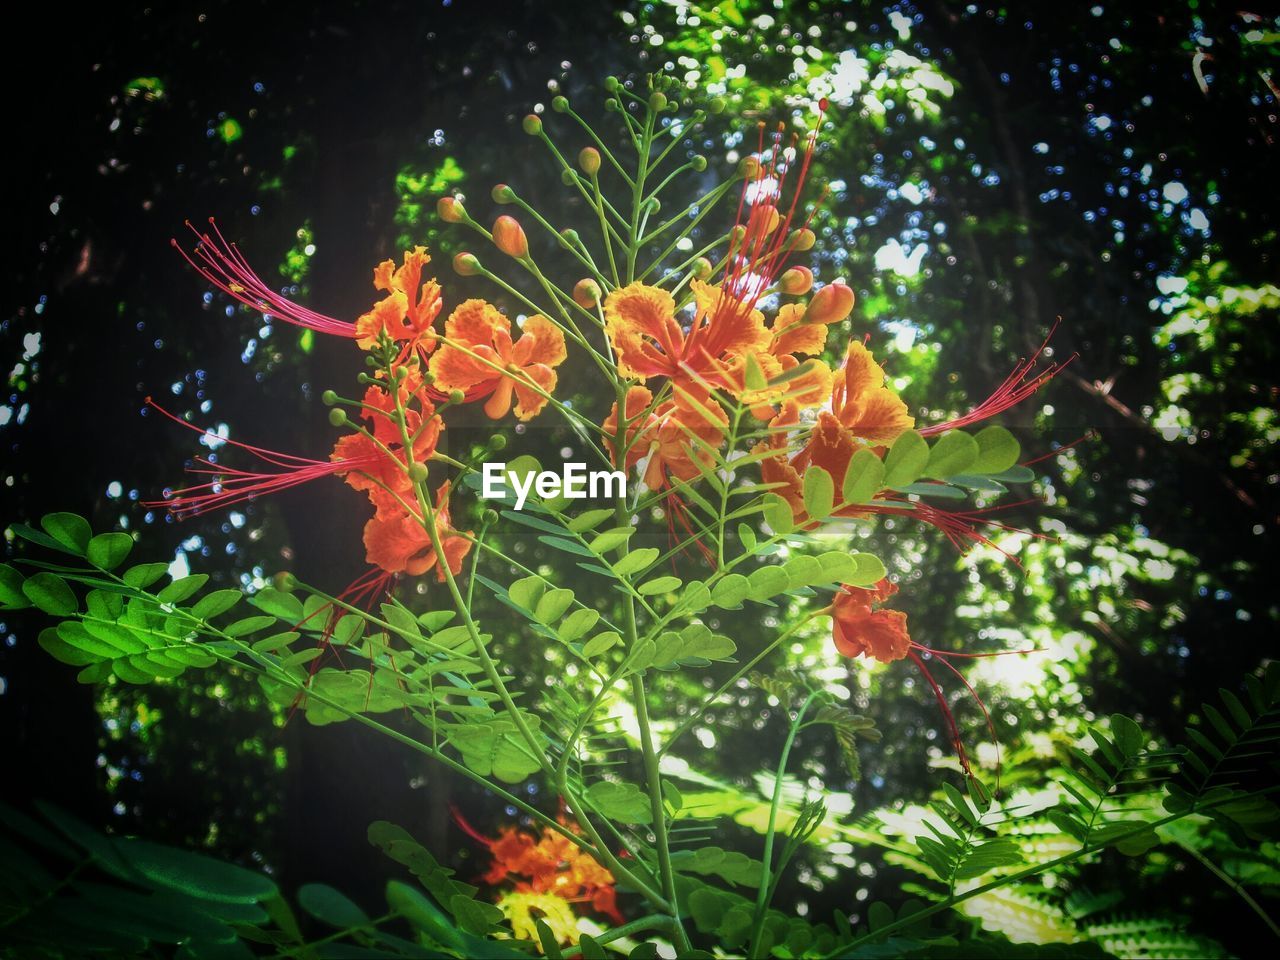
top-left (585, 780), bottom-right (653, 824)
top-left (763, 494), bottom-right (795, 535)
top-left (447, 717), bottom-right (544, 783)
top-left (534, 588), bottom-right (575, 624)
top-left (297, 883), bottom-right (369, 928)
top-left (582, 632), bottom-right (621, 657)
top-left (225, 616), bottom-right (277, 637)
top-left (803, 466), bottom-right (835, 518)
top-left (123, 563), bottom-right (170, 589)
top-left (250, 587), bottom-right (304, 622)
top-left (970, 426), bottom-right (1021, 474)
top-left (747, 566), bottom-right (790, 601)
top-left (883, 430), bottom-right (928, 487)
top-left (558, 608), bottom-right (600, 642)
top-left (849, 553), bottom-right (887, 586)
top-left (638, 575), bottom-right (681, 596)
top-left (567, 508), bottom-right (614, 533)
top-left (589, 526), bottom-right (636, 554)
top-left (711, 574), bottom-right (751, 608)
top-left (992, 465), bottom-right (1036, 484)
top-left (116, 837), bottom-right (277, 903)
top-left (41, 512), bottom-right (92, 554)
top-left (23, 572), bottom-right (78, 616)
top-left (158, 575), bottom-right (209, 605)
top-left (614, 548), bottom-right (659, 577)
top-left (192, 589), bottom-right (242, 620)
top-left (0, 563), bottom-right (30, 608)
top-left (671, 846), bottom-right (763, 887)
top-left (87, 533), bottom-right (133, 570)
top-left (842, 449), bottom-right (885, 505)
top-left (508, 575), bottom-right (546, 611)
top-left (924, 430), bottom-right (980, 479)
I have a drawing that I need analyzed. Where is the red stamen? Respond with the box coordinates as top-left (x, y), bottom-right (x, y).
top-left (1020, 430), bottom-right (1097, 468)
top-left (921, 321), bottom-right (1075, 437)
top-left (908, 649), bottom-right (971, 776)
top-left (142, 398), bottom-right (375, 518)
top-left (173, 218), bottom-right (358, 338)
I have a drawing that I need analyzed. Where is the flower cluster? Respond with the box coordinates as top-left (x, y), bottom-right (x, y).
top-left (165, 234), bottom-right (568, 583)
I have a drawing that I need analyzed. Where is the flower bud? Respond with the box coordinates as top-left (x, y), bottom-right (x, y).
top-left (779, 266), bottom-right (814, 295)
top-left (436, 196), bottom-right (466, 223)
top-left (453, 252), bottom-right (482, 276)
top-left (751, 204), bottom-right (781, 237)
top-left (552, 95), bottom-right (569, 113)
top-left (708, 97), bottom-right (726, 114)
top-left (492, 216), bottom-right (529, 259)
top-left (738, 156), bottom-right (761, 179)
top-left (482, 508), bottom-right (500, 524)
top-left (604, 98), bottom-right (620, 112)
top-left (646, 197), bottom-right (661, 214)
top-left (789, 227), bottom-right (816, 252)
top-left (521, 113), bottom-right (542, 136)
top-left (648, 91), bottom-right (668, 112)
top-left (559, 228), bottom-right (580, 248)
top-left (491, 183), bottom-right (516, 204)
top-left (578, 146), bottom-right (601, 175)
top-left (408, 462), bottom-right (428, 483)
top-left (448, 389), bottom-right (465, 404)
top-left (573, 278), bottom-right (602, 308)
top-left (489, 434), bottom-right (508, 451)
top-left (808, 281), bottom-right (855, 325)
top-left (690, 155), bottom-right (707, 172)
top-left (321, 389), bottom-right (338, 406)
top-left (691, 257), bottom-right (713, 280)
top-left (605, 76), bottom-right (621, 92)
top-left (328, 408), bottom-right (348, 427)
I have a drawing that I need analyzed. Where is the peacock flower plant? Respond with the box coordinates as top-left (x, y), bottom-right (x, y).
top-left (14, 75), bottom-right (1081, 958)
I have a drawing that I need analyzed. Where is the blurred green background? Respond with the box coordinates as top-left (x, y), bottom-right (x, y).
top-left (2, 0), bottom-right (1276, 954)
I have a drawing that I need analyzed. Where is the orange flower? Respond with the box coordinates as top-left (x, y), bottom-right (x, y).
top-left (831, 341), bottom-right (914, 444)
top-left (634, 391), bottom-right (727, 491)
top-left (355, 247), bottom-right (443, 350)
top-left (603, 385), bottom-right (660, 472)
top-left (465, 818), bottom-right (624, 926)
top-left (428, 299), bottom-right (566, 420)
top-left (330, 380), bottom-right (442, 517)
top-left (362, 481), bottom-right (471, 579)
top-left (831, 579), bottom-right (911, 664)
top-left (601, 280), bottom-right (769, 397)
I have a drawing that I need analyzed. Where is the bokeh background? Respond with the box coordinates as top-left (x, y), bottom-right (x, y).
top-left (3, 0), bottom-right (1277, 953)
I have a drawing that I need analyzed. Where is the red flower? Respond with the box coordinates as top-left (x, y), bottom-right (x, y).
top-left (831, 579), bottom-right (912, 664)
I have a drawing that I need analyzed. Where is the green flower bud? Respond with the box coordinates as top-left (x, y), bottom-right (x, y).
top-left (489, 434), bottom-right (508, 451)
top-left (321, 389), bottom-right (338, 406)
top-left (690, 155), bottom-right (707, 172)
top-left (604, 98), bottom-right (619, 112)
top-left (604, 76), bottom-right (620, 92)
top-left (559, 228), bottom-right (580, 247)
top-left (481, 508), bottom-right (500, 525)
top-left (552, 95), bottom-right (569, 113)
top-left (448, 389), bottom-right (465, 404)
top-left (561, 169), bottom-right (579, 186)
top-left (521, 113), bottom-right (542, 135)
top-left (491, 183), bottom-right (516, 204)
top-left (407, 462), bottom-right (428, 483)
top-left (709, 97), bottom-right (726, 114)
top-left (691, 257), bottom-right (713, 280)
top-left (647, 197), bottom-right (661, 214)
top-left (648, 91), bottom-right (668, 112)
top-left (328, 408), bottom-right (348, 427)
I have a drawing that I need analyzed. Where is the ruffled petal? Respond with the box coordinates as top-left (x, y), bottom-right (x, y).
top-left (603, 282), bottom-right (682, 379)
top-left (513, 315), bottom-right (567, 368)
top-left (355, 291), bottom-right (410, 350)
top-left (512, 363), bottom-right (558, 421)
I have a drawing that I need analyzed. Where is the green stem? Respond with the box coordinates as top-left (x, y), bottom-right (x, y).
top-left (748, 691), bottom-right (819, 957)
